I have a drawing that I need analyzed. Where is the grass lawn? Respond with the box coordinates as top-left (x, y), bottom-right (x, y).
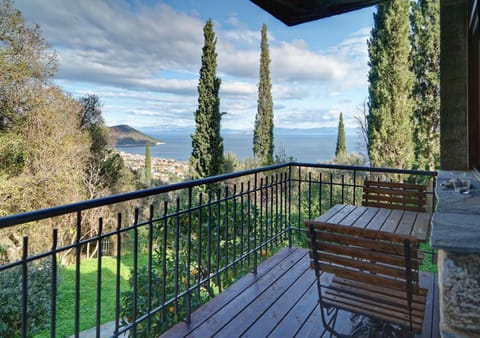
top-left (35, 254), bottom-right (147, 338)
top-left (420, 242), bottom-right (438, 273)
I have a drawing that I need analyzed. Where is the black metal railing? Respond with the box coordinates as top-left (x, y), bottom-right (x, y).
top-left (0, 162), bottom-right (437, 337)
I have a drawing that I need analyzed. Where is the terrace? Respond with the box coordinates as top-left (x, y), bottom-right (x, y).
top-left (0, 163), bottom-right (438, 337)
top-left (1, 0), bottom-right (480, 337)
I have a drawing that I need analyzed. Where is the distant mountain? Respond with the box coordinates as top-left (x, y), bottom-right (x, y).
top-left (108, 125), bottom-right (163, 146)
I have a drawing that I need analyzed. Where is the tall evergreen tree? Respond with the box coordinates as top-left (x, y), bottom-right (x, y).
top-left (367, 1), bottom-right (415, 169)
top-left (335, 112), bottom-right (347, 158)
top-left (411, 0), bottom-right (440, 170)
top-left (78, 94), bottom-right (126, 198)
top-left (144, 141), bottom-right (152, 184)
top-left (190, 19), bottom-right (223, 180)
top-left (253, 24), bottom-right (274, 166)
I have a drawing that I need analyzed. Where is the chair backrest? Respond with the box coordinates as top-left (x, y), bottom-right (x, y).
top-left (362, 179), bottom-right (427, 212)
top-left (305, 220), bottom-right (420, 293)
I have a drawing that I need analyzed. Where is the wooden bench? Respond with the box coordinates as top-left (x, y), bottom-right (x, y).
top-left (362, 179), bottom-right (427, 212)
top-left (305, 220), bottom-right (428, 336)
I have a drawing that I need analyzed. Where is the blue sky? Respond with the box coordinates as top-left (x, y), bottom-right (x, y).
top-left (15, 0), bottom-right (375, 132)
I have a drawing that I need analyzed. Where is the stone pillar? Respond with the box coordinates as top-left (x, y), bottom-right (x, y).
top-left (432, 171), bottom-right (480, 337)
top-left (440, 0), bottom-right (469, 170)
top-left (438, 251), bottom-right (480, 337)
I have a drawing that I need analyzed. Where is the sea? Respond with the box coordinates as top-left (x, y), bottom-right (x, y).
top-left (117, 132), bottom-right (362, 164)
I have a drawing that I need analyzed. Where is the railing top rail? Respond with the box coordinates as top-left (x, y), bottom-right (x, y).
top-left (292, 162), bottom-right (438, 177)
top-left (0, 162), bottom-right (437, 229)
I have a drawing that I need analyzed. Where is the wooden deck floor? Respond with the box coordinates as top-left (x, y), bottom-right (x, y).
top-left (161, 247), bottom-right (439, 338)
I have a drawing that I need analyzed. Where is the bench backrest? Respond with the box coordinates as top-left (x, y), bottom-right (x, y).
top-left (362, 179), bottom-right (427, 212)
top-left (305, 220), bottom-right (420, 293)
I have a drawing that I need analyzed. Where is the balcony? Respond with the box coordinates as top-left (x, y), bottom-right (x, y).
top-left (0, 163), bottom-right (438, 337)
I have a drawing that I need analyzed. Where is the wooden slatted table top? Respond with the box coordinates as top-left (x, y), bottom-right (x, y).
top-left (315, 204), bottom-right (431, 242)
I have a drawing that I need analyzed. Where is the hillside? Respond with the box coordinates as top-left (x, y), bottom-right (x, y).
top-left (108, 125), bottom-right (163, 146)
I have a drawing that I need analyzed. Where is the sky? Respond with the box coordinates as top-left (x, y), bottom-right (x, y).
top-left (15, 0), bottom-right (376, 133)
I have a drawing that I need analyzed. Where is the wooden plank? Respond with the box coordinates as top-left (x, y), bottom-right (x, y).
top-left (363, 201), bottom-right (426, 212)
top-left (310, 231), bottom-right (410, 256)
top-left (296, 307), bottom-right (353, 338)
top-left (190, 250), bottom-right (310, 336)
top-left (361, 180), bottom-right (428, 212)
top-left (329, 279), bottom-right (426, 312)
top-left (159, 248), bottom-right (438, 338)
top-left (323, 293), bottom-right (424, 332)
top-left (396, 211), bottom-right (417, 236)
top-left (314, 263), bottom-right (409, 291)
top-left (313, 253), bottom-right (411, 279)
top-left (335, 277), bottom-right (428, 302)
top-left (430, 272), bottom-right (440, 338)
top-left (364, 180), bottom-right (426, 191)
top-left (214, 257), bottom-right (311, 337)
top-left (416, 272), bottom-right (436, 338)
top-left (338, 205), bottom-right (368, 226)
top-left (306, 220), bottom-right (417, 243)
top-left (333, 277), bottom-right (427, 300)
top-left (380, 209), bottom-right (404, 233)
top-left (265, 282), bottom-right (321, 337)
top-left (241, 270), bottom-right (318, 337)
top-left (324, 289), bottom-right (426, 322)
top-left (412, 212), bottom-right (431, 242)
top-left (363, 186), bottom-right (427, 198)
top-left (351, 206), bottom-right (379, 229)
top-left (365, 207), bottom-right (391, 230)
top-left (310, 242), bottom-right (409, 268)
top-left (327, 204), bottom-right (356, 224)
top-left (160, 247), bottom-right (304, 338)
top-left (315, 204), bottom-right (345, 222)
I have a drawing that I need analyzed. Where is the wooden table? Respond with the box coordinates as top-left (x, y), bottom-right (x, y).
top-left (313, 204), bottom-right (432, 336)
top-left (315, 204), bottom-right (431, 242)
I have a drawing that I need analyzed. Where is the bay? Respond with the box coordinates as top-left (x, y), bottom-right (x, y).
top-left (117, 132), bottom-right (362, 163)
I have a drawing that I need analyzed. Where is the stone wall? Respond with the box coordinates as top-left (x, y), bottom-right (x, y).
top-left (432, 170), bottom-right (480, 337)
top-left (438, 250), bottom-right (480, 337)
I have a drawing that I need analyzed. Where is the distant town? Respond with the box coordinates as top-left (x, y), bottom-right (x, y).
top-left (119, 151), bottom-right (189, 183)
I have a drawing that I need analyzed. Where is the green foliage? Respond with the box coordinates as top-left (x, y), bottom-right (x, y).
top-left (335, 112), bottom-right (347, 158)
top-left (34, 256), bottom-right (134, 337)
top-left (253, 24), bottom-right (274, 166)
top-left (79, 94), bottom-right (132, 199)
top-left (0, 0), bottom-right (57, 130)
top-left (0, 132), bottom-right (26, 176)
top-left (367, 1), bottom-right (415, 169)
top-left (331, 153), bottom-right (367, 166)
top-left (144, 141), bottom-right (152, 185)
top-left (190, 19), bottom-right (224, 182)
top-left (411, 0), bottom-right (440, 170)
top-left (0, 1), bottom-right (90, 219)
top-left (0, 262), bottom-right (53, 337)
top-left (223, 151), bottom-right (238, 173)
top-left (419, 242), bottom-right (437, 273)
top-left (0, 2), bottom-right (134, 263)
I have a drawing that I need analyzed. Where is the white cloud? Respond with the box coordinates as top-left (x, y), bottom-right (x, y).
top-left (15, 0), bottom-right (372, 131)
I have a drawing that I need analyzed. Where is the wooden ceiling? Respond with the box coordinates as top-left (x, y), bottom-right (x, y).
top-left (250, 0), bottom-right (386, 26)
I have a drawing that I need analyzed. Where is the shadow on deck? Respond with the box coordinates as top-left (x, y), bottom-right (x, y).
top-left (161, 247), bottom-right (439, 338)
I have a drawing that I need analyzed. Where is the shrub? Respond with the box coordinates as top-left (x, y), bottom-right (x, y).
top-left (0, 261), bottom-right (53, 337)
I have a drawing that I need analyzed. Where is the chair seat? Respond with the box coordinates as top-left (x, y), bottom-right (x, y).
top-left (323, 277), bottom-right (427, 333)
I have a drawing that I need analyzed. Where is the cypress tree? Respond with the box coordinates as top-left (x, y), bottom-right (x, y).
top-left (367, 1), bottom-right (415, 169)
top-left (144, 141), bottom-right (152, 184)
top-left (190, 19), bottom-right (223, 180)
top-left (335, 112), bottom-right (347, 158)
top-left (253, 23), bottom-right (274, 166)
top-left (411, 0), bottom-right (440, 170)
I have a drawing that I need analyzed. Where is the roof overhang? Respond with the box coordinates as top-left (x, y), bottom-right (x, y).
top-left (250, 0), bottom-right (386, 26)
